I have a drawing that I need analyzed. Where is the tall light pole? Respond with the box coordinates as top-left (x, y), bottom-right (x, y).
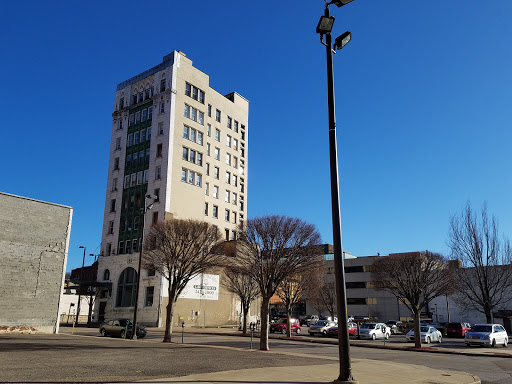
top-left (75, 246), bottom-right (86, 325)
top-left (132, 194), bottom-right (157, 339)
top-left (317, 1), bottom-right (357, 383)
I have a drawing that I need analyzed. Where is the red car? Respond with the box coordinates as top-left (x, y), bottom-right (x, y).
top-left (447, 322), bottom-right (471, 337)
top-left (326, 322), bottom-right (357, 337)
top-left (269, 318), bottom-right (301, 335)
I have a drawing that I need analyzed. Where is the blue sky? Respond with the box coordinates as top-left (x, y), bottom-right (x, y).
top-left (2, 1), bottom-right (511, 272)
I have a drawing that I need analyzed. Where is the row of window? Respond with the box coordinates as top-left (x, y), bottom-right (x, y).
top-left (126, 149), bottom-right (150, 169)
top-left (129, 107), bottom-right (153, 127)
top-left (181, 168), bottom-right (202, 187)
top-left (185, 82), bottom-right (205, 104)
top-left (205, 145), bottom-right (241, 169)
top-left (184, 104), bottom-right (204, 125)
top-left (127, 127), bottom-right (152, 147)
top-left (112, 267), bottom-right (155, 307)
top-left (204, 183), bottom-right (244, 211)
top-left (124, 171), bottom-right (149, 188)
top-left (203, 203), bottom-right (242, 224)
top-left (182, 147), bottom-right (203, 166)
top-left (183, 125), bottom-right (203, 145)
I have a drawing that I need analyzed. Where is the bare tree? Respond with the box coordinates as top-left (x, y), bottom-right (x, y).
top-left (372, 251), bottom-right (455, 348)
top-left (319, 281), bottom-right (337, 320)
top-left (222, 265), bottom-right (259, 334)
top-left (235, 215), bottom-right (322, 350)
top-left (276, 268), bottom-right (319, 337)
top-left (448, 202), bottom-right (512, 323)
top-left (143, 219), bottom-right (222, 342)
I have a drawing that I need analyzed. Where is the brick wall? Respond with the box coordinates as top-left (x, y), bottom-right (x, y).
top-left (0, 192), bottom-right (72, 333)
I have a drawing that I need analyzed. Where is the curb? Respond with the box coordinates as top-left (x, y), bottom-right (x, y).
top-left (176, 329), bottom-right (512, 359)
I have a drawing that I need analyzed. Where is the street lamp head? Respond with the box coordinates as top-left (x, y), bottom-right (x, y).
top-left (79, 246), bottom-right (85, 249)
top-left (316, 15), bottom-right (335, 35)
top-left (146, 194), bottom-right (157, 199)
top-left (147, 203), bottom-right (154, 210)
top-left (329, 0), bottom-right (355, 7)
top-left (334, 31), bottom-right (352, 51)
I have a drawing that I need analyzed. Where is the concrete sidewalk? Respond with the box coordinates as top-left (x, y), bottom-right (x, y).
top-left (137, 327), bottom-right (481, 384)
top-left (120, 359), bottom-right (480, 384)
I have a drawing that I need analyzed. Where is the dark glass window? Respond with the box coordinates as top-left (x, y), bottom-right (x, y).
top-left (116, 267), bottom-right (137, 307)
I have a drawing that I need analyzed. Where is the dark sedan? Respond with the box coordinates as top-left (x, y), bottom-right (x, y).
top-left (99, 319), bottom-right (147, 338)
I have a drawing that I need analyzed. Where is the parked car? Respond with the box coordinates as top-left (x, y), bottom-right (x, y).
top-left (269, 318), bottom-right (301, 334)
top-left (447, 322), bottom-right (471, 338)
top-left (465, 324), bottom-right (508, 348)
top-left (309, 320), bottom-right (337, 336)
top-left (405, 326), bottom-right (442, 343)
top-left (326, 322), bottom-right (357, 337)
top-left (99, 319), bottom-right (147, 339)
top-left (319, 315), bottom-right (338, 323)
top-left (300, 315), bottom-right (319, 326)
top-left (358, 323), bottom-right (390, 340)
top-left (386, 320), bottom-right (402, 334)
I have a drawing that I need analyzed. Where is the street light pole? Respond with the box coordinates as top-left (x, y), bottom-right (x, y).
top-left (75, 246), bottom-right (86, 325)
top-left (132, 194), bottom-right (157, 339)
top-left (317, 1), bottom-right (356, 383)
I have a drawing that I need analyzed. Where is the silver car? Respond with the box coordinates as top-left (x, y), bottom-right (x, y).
top-left (358, 323), bottom-right (390, 340)
top-left (405, 326), bottom-right (442, 343)
top-left (465, 324), bottom-right (508, 347)
top-left (309, 320), bottom-right (337, 336)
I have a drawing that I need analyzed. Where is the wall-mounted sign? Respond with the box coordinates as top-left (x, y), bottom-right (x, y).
top-left (179, 274), bottom-right (219, 300)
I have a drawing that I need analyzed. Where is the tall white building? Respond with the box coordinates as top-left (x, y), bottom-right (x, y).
top-left (96, 51), bottom-right (249, 326)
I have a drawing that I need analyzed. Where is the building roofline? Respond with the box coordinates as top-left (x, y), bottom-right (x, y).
top-left (0, 191), bottom-right (72, 209)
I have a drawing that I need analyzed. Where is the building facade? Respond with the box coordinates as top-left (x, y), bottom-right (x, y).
top-left (96, 51), bottom-right (249, 326)
top-left (0, 192), bottom-right (72, 333)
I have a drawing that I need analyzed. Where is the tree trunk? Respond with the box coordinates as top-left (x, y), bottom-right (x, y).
top-left (259, 297), bottom-right (270, 351)
top-left (286, 303), bottom-right (292, 338)
top-left (163, 284), bottom-right (176, 343)
top-left (242, 302), bottom-right (249, 334)
top-left (485, 308), bottom-right (492, 324)
top-left (413, 309), bottom-right (422, 348)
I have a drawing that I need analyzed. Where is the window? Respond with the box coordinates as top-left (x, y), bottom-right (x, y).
top-left (134, 131), bottom-right (139, 145)
top-left (226, 153), bottom-right (231, 166)
top-left (226, 135), bottom-right (231, 147)
top-left (139, 92), bottom-right (143, 102)
top-left (132, 239), bottom-right (138, 252)
top-left (119, 119), bottom-right (123, 130)
top-left (143, 170), bottom-right (149, 183)
top-left (213, 185), bottom-right (219, 199)
top-left (145, 89), bottom-right (150, 99)
top-left (110, 199), bottom-right (116, 212)
top-left (158, 122), bottom-right (164, 135)
top-left (145, 286), bottom-right (154, 307)
top-left (155, 166), bottom-right (161, 180)
top-left (199, 90), bottom-right (205, 104)
top-left (232, 212), bottom-right (237, 223)
top-left (133, 95), bottom-right (137, 105)
top-left (207, 124), bottom-right (211, 136)
top-left (233, 175), bottom-right (237, 187)
top-left (234, 120), bottom-right (239, 132)
top-left (181, 169), bottom-right (187, 182)
top-left (206, 163), bottom-right (210, 175)
top-left (136, 111), bottom-right (141, 123)
top-left (233, 192), bottom-right (237, 205)
top-left (147, 127), bottom-right (151, 141)
top-left (131, 173), bottom-right (136, 187)
top-left (226, 171), bottom-right (231, 184)
top-left (225, 209), bottom-right (230, 221)
top-left (206, 143), bottom-right (211, 156)
top-left (153, 211), bottom-right (159, 224)
top-left (108, 220), bottom-right (114, 234)
top-left (103, 269), bottom-right (110, 280)
top-left (241, 127), bottom-right (245, 140)
top-left (204, 202), bottom-right (208, 215)
top-left (185, 83), bottom-right (205, 104)
top-left (213, 205), bottom-right (218, 218)
top-left (115, 137), bottom-right (121, 150)
top-left (185, 83), bottom-right (191, 97)
top-left (205, 182), bottom-right (209, 195)
top-left (137, 171), bottom-right (143, 185)
top-left (214, 147), bottom-right (220, 160)
top-left (142, 109), bottom-right (147, 122)
top-left (197, 132), bottom-right (203, 145)
top-left (124, 175), bottom-right (130, 189)
top-left (120, 98), bottom-right (124, 109)
top-left (128, 134), bottom-right (133, 147)
top-left (112, 178), bottom-right (118, 191)
top-left (160, 102), bottom-right (165, 113)
top-left (215, 129), bottom-right (220, 141)
top-left (233, 156), bottom-right (238, 168)
top-left (214, 167), bottom-right (219, 179)
top-left (154, 188), bottom-right (160, 201)
top-left (233, 139), bottom-right (238, 150)
top-left (118, 241), bottom-right (124, 254)
top-left (116, 267), bottom-right (137, 307)
top-left (225, 229), bottom-right (230, 241)
top-left (196, 173), bottom-right (202, 187)
top-left (197, 153), bottom-right (203, 166)
top-left (129, 114), bottom-right (134, 126)
top-left (227, 116), bottom-right (232, 129)
top-left (147, 268), bottom-right (156, 277)
top-left (114, 157), bottom-right (120, 170)
top-left (225, 190), bottom-right (230, 203)
top-left (184, 104), bottom-right (204, 125)
top-left (160, 79), bottom-right (166, 92)
top-left (141, 129), bottom-right (146, 142)
top-left (157, 144), bottom-right (163, 157)
top-left (183, 125), bottom-right (189, 139)
top-left (148, 107), bottom-right (153, 119)
top-left (216, 109), bottom-right (221, 122)
top-left (182, 147), bottom-right (189, 161)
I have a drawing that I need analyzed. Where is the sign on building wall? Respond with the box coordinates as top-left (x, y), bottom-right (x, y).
top-left (179, 274), bottom-right (219, 300)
